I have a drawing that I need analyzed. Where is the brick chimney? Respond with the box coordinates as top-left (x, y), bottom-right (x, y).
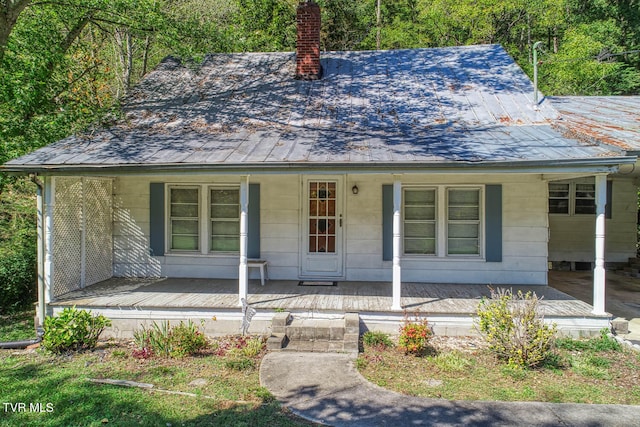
top-left (295, 1), bottom-right (322, 80)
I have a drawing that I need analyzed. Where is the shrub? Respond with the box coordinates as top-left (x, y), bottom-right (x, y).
top-left (398, 315), bottom-right (432, 356)
top-left (362, 331), bottom-right (394, 349)
top-left (476, 288), bottom-right (557, 368)
top-left (133, 320), bottom-right (208, 358)
top-left (42, 306), bottom-right (111, 353)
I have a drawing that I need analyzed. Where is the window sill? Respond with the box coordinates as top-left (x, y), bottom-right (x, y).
top-left (165, 252), bottom-right (240, 258)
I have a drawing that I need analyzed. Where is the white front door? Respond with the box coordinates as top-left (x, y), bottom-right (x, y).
top-left (301, 177), bottom-right (344, 278)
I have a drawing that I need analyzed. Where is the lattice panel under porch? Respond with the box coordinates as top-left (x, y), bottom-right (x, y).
top-left (52, 177), bottom-right (83, 297)
top-left (84, 179), bottom-right (113, 287)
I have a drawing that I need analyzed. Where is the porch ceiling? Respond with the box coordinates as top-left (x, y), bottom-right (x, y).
top-left (50, 277), bottom-right (598, 318)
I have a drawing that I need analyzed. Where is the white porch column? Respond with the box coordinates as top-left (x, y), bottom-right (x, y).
top-left (392, 176), bottom-right (402, 310)
top-left (35, 177), bottom-right (45, 326)
top-left (238, 176), bottom-right (249, 306)
top-left (44, 177), bottom-right (55, 306)
top-left (592, 174), bottom-right (607, 315)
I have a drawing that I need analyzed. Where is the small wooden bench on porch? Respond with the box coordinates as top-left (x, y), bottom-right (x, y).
top-left (248, 259), bottom-right (268, 286)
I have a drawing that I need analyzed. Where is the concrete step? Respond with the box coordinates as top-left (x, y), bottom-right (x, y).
top-left (267, 312), bottom-right (359, 353)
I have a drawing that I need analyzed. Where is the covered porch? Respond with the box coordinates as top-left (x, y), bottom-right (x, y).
top-left (49, 273), bottom-right (610, 338)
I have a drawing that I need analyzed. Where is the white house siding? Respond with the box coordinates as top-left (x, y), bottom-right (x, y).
top-left (111, 173), bottom-right (549, 285)
top-left (548, 178), bottom-right (637, 265)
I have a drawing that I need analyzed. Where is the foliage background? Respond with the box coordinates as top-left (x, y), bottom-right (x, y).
top-left (1, 0), bottom-right (639, 313)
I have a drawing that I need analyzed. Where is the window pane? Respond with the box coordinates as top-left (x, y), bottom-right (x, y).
top-left (211, 237), bottom-right (239, 252)
top-left (172, 219), bottom-right (199, 234)
top-left (448, 223), bottom-right (478, 238)
top-left (448, 189), bottom-right (479, 205)
top-left (549, 199), bottom-right (569, 214)
top-left (405, 222), bottom-right (435, 238)
top-left (171, 204), bottom-right (199, 217)
top-left (172, 236), bottom-right (199, 251)
top-left (575, 200), bottom-right (596, 215)
top-left (575, 184), bottom-right (595, 198)
top-left (448, 206), bottom-right (479, 220)
top-left (171, 188), bottom-right (198, 203)
top-left (405, 206), bottom-right (435, 220)
top-left (211, 205), bottom-right (239, 219)
top-left (448, 238), bottom-right (479, 255)
top-left (211, 221), bottom-right (239, 236)
top-left (404, 238), bottom-right (435, 254)
top-left (211, 189), bottom-right (239, 204)
top-left (549, 183), bottom-right (569, 198)
top-left (405, 190), bottom-right (435, 205)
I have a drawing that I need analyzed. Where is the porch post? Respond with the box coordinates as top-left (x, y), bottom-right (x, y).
top-left (592, 174), bottom-right (607, 315)
top-left (44, 177), bottom-right (55, 307)
top-left (238, 176), bottom-right (249, 306)
top-left (392, 176), bottom-right (402, 310)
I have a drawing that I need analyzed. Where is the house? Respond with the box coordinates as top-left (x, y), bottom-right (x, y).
top-left (546, 96), bottom-right (640, 270)
top-left (3, 1), bottom-right (638, 336)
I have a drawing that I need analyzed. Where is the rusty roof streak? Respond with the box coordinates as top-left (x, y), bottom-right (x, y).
top-left (549, 96), bottom-right (640, 153)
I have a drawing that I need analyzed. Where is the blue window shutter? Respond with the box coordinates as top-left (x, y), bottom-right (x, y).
top-left (248, 184), bottom-right (261, 259)
top-left (485, 185), bottom-right (502, 262)
top-left (605, 180), bottom-right (613, 219)
top-left (382, 185), bottom-right (393, 261)
top-left (149, 183), bottom-right (165, 256)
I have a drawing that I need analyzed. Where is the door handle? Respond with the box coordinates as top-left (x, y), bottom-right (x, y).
top-left (339, 214), bottom-right (343, 227)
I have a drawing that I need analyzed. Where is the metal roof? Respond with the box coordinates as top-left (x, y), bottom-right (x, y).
top-left (549, 96), bottom-right (640, 154)
top-left (3, 45), bottom-right (634, 174)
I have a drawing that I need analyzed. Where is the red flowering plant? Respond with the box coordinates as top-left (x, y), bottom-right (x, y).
top-left (398, 314), bottom-right (433, 356)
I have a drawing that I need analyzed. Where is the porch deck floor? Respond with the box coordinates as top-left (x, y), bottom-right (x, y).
top-left (50, 275), bottom-right (600, 318)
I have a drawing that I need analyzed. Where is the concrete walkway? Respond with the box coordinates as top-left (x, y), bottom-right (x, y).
top-left (260, 352), bottom-right (640, 427)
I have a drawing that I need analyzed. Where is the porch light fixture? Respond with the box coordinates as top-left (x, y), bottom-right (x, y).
top-left (352, 185), bottom-right (359, 195)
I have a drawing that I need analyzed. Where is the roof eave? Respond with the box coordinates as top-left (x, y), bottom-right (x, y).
top-left (2, 156), bottom-right (636, 176)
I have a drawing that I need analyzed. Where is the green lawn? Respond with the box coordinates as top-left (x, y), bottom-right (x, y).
top-left (357, 333), bottom-right (640, 405)
top-left (0, 337), bottom-right (314, 427)
top-left (0, 310), bottom-right (36, 341)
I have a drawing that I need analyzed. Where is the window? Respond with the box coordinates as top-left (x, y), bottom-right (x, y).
top-left (549, 181), bottom-right (595, 215)
top-left (170, 187), bottom-right (200, 251)
top-left (402, 186), bottom-right (482, 257)
top-left (403, 189), bottom-right (436, 255)
top-left (210, 189), bottom-right (240, 252)
top-left (447, 189), bottom-right (480, 255)
top-left (549, 183), bottom-right (569, 214)
top-left (168, 185), bottom-right (240, 253)
top-left (574, 183), bottom-right (595, 214)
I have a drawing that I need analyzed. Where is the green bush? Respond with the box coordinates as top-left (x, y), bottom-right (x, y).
top-left (398, 316), bottom-right (432, 356)
top-left (133, 320), bottom-right (208, 358)
top-left (362, 331), bottom-right (394, 349)
top-left (476, 288), bottom-right (557, 368)
top-left (0, 179), bottom-right (38, 314)
top-left (42, 306), bottom-right (111, 353)
top-left (0, 233), bottom-right (36, 314)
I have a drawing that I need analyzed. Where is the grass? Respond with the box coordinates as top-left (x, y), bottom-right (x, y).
top-left (357, 333), bottom-right (640, 404)
top-left (0, 336), bottom-right (316, 427)
top-left (0, 309), bottom-right (36, 341)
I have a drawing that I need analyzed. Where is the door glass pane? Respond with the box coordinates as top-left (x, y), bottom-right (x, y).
top-left (308, 181), bottom-right (337, 253)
